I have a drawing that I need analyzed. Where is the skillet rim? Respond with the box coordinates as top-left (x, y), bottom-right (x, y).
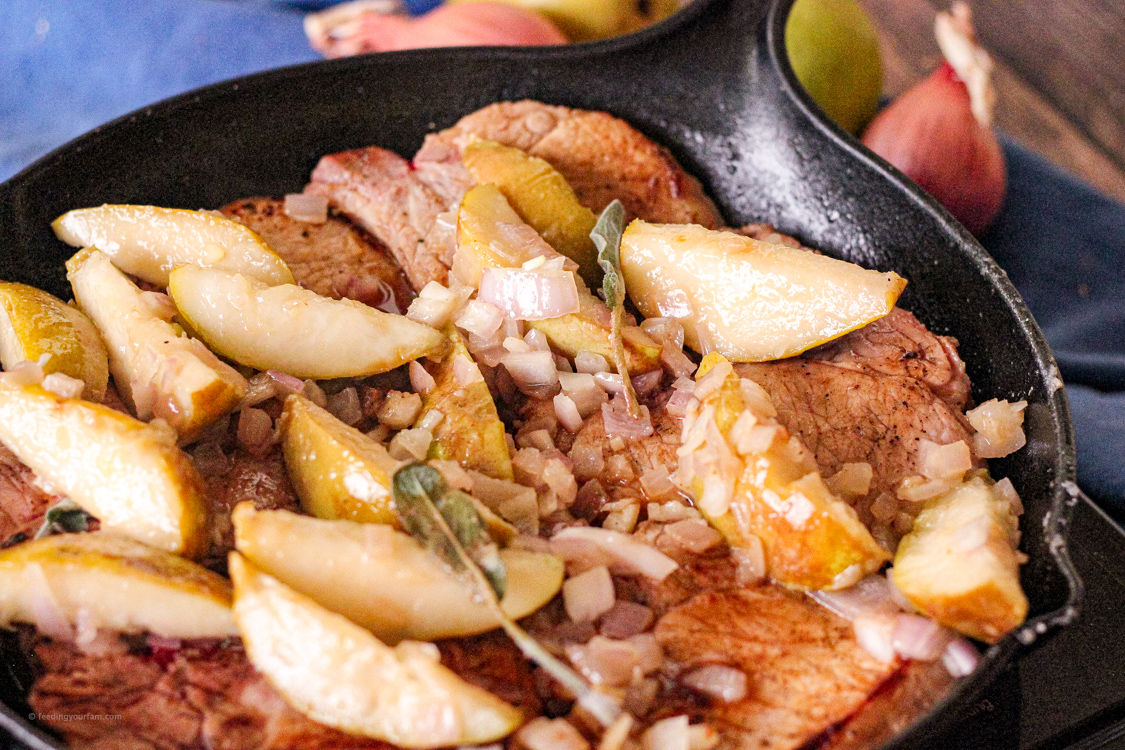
top-left (0, 0), bottom-right (1084, 746)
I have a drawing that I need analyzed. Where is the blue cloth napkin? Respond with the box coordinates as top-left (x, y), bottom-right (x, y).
top-left (2, 0), bottom-right (1123, 520)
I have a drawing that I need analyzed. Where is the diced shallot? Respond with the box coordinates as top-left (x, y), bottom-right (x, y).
top-left (809, 575), bottom-right (900, 621)
top-left (575, 351), bottom-right (610, 374)
top-left (416, 408), bottom-right (444, 432)
top-left (892, 614), bottom-right (954, 661)
top-left (554, 393), bottom-right (585, 433)
top-left (967, 398), bottom-right (1027, 458)
top-left (41, 372), bottom-right (84, 399)
top-left (853, 614), bottom-right (898, 663)
top-left (639, 465), bottom-right (676, 499)
top-left (682, 665), bottom-right (748, 703)
top-left (478, 266), bottom-right (580, 321)
top-left (3, 359), bottom-right (45, 387)
top-left (919, 439), bottom-right (973, 480)
top-left (599, 600), bottom-right (654, 639)
top-left (237, 407), bottom-right (274, 453)
top-left (661, 345), bottom-right (697, 379)
top-left (642, 716), bottom-right (690, 750)
top-left (451, 353), bottom-right (484, 386)
top-left (284, 192), bottom-right (328, 223)
top-left (406, 281), bottom-right (462, 329)
top-left (524, 328), bottom-right (551, 352)
top-left (502, 351), bottom-right (559, 390)
top-left (455, 299), bottom-right (505, 339)
top-left (409, 360), bottom-right (436, 395)
top-left (267, 369), bottom-right (305, 396)
top-left (516, 717), bottom-right (590, 750)
top-left (378, 391), bottom-right (422, 429)
top-left (559, 372), bottom-right (607, 418)
top-left (632, 369), bottom-right (663, 396)
top-left (640, 317), bottom-right (685, 349)
top-left (594, 371), bottom-right (625, 394)
top-left (942, 637), bottom-right (980, 677)
top-left (663, 519), bottom-right (723, 553)
top-left (388, 427), bottom-right (432, 461)
top-left (327, 386), bottom-right (363, 425)
top-left (562, 565), bottom-right (616, 622)
top-left (553, 526), bottom-right (678, 581)
top-left (601, 396), bottom-right (654, 440)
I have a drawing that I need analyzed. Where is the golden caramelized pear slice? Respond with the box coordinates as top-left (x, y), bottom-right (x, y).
top-left (461, 139), bottom-right (600, 289)
top-left (0, 381), bottom-right (207, 556)
top-left (280, 393), bottom-right (402, 525)
top-left (681, 354), bottom-right (889, 589)
top-left (0, 281), bottom-right (108, 401)
top-left (233, 504), bottom-right (563, 644)
top-left (0, 533), bottom-right (236, 638)
top-left (891, 476), bottom-right (1028, 643)
top-left (68, 249), bottom-right (246, 439)
top-left (416, 328), bottom-right (513, 481)
top-left (52, 204), bottom-right (294, 287)
top-left (621, 221), bottom-right (907, 361)
top-left (230, 552), bottom-right (524, 747)
top-left (455, 184), bottom-right (660, 373)
top-left (168, 265), bottom-right (445, 379)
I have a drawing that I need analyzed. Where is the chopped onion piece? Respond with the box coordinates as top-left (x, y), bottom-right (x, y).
top-left (326, 386), bottom-right (362, 426)
top-left (455, 299), bottom-right (505, 340)
top-left (503, 351), bottom-right (559, 390)
top-left (967, 398), bottom-right (1028, 458)
top-left (594, 372), bottom-right (625, 394)
top-left (284, 193), bottom-right (328, 223)
top-left (661, 345), bottom-right (698, 379)
top-left (553, 526), bottom-right (678, 581)
top-left (524, 328), bottom-right (551, 352)
top-left (738, 377), bottom-right (777, 419)
top-left (809, 575), bottom-right (900, 621)
top-left (192, 441), bottom-right (230, 477)
top-left (853, 614), bottom-right (898, 663)
top-left (599, 600), bottom-right (654, 639)
top-left (601, 396), bottom-right (654, 440)
top-left (682, 665), bottom-right (748, 703)
top-left (41, 372), bottom-right (85, 399)
top-left (407, 282), bottom-right (463, 328)
top-left (3, 359), bottom-right (45, 387)
top-left (897, 476), bottom-right (956, 503)
top-left (543, 458), bottom-right (578, 505)
top-left (417, 408), bottom-right (444, 432)
top-left (503, 336), bottom-right (532, 354)
top-left (826, 462), bottom-right (874, 498)
top-left (516, 717), bottom-right (590, 750)
top-left (563, 565), bottom-right (616, 622)
top-left (378, 391), bottom-right (422, 430)
top-left (632, 369), bottom-right (663, 395)
top-left (238, 407), bottom-right (274, 453)
top-left (663, 519), bottom-right (723, 553)
top-left (892, 614), bottom-right (954, 661)
top-left (919, 440), bottom-right (973, 480)
top-left (640, 317), bottom-right (685, 349)
top-left (303, 379), bottom-right (328, 408)
top-left (559, 372), bottom-right (607, 418)
top-left (429, 459), bottom-right (473, 491)
top-left (409, 361), bottom-right (436, 396)
top-left (639, 465), bottom-right (675, 499)
top-left (575, 351), bottom-right (610, 374)
top-left (388, 427), bottom-right (432, 461)
top-left (642, 716), bottom-right (690, 750)
top-left (478, 266), bottom-right (580, 321)
top-left (267, 369), bottom-right (305, 396)
top-left (942, 638), bottom-right (980, 677)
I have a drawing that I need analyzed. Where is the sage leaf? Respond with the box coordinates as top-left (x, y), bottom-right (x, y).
top-left (35, 499), bottom-right (93, 539)
top-left (590, 200), bottom-right (640, 418)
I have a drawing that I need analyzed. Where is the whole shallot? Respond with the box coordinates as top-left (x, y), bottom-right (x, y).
top-left (305, 0), bottom-right (568, 57)
top-left (862, 3), bottom-right (1006, 236)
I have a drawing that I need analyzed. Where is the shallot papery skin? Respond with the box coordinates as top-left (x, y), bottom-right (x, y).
top-left (307, 2), bottom-right (568, 58)
top-left (863, 63), bottom-right (1006, 236)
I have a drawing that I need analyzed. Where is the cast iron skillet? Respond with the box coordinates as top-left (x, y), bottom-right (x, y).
top-left (0, 0), bottom-right (1083, 747)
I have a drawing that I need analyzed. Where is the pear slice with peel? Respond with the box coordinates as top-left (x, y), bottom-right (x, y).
top-left (0, 533), bottom-right (235, 638)
top-left (233, 504), bottom-right (563, 643)
top-left (168, 265), bottom-right (445, 379)
top-left (230, 552), bottom-right (524, 747)
top-left (891, 476), bottom-right (1028, 643)
top-left (681, 354), bottom-right (889, 589)
top-left (416, 328), bottom-right (513, 481)
top-left (0, 281), bottom-right (108, 401)
top-left (280, 393), bottom-right (402, 525)
top-left (68, 248), bottom-right (246, 439)
top-left (0, 381), bottom-right (208, 557)
top-left (621, 220), bottom-right (907, 361)
top-left (52, 204), bottom-right (294, 287)
top-left (455, 184), bottom-right (660, 373)
top-left (461, 139), bottom-right (601, 289)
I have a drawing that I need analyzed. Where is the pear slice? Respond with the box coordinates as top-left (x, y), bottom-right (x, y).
top-left (620, 221), bottom-right (907, 361)
top-left (0, 281), bottom-right (109, 401)
top-left (681, 354), bottom-right (889, 589)
top-left (416, 328), bottom-right (513, 480)
top-left (233, 504), bottom-right (563, 644)
top-left (891, 476), bottom-right (1027, 643)
top-left (168, 265), bottom-right (445, 379)
top-left (0, 533), bottom-right (235, 638)
top-left (455, 184), bottom-right (660, 373)
top-left (52, 204), bottom-right (294, 287)
top-left (280, 393), bottom-right (402, 525)
top-left (0, 381), bottom-right (208, 557)
top-left (230, 552), bottom-right (524, 747)
top-left (461, 139), bottom-right (600, 289)
top-left (68, 249), bottom-right (246, 439)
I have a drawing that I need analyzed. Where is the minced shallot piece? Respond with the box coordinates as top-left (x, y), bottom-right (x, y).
top-left (562, 565), bottom-right (615, 622)
top-left (942, 637), bottom-right (980, 677)
top-left (896, 475), bottom-right (956, 503)
top-left (559, 372), bottom-right (608, 417)
top-left (327, 386), bottom-right (362, 425)
top-left (809, 575), bottom-right (900, 622)
top-left (267, 369), bottom-right (305, 396)
top-left (639, 465), bottom-right (676, 500)
top-left (3, 359), bottom-right (44, 387)
top-left (967, 398), bottom-right (1028, 458)
top-left (469, 470), bottom-right (539, 534)
top-left (503, 350), bottom-right (559, 391)
top-left (661, 345), bottom-right (697, 379)
top-left (647, 501), bottom-right (699, 523)
top-left (552, 526), bottom-right (678, 581)
top-left (284, 192), bottom-right (328, 223)
top-left (602, 503), bottom-right (640, 533)
top-left (388, 427), bottom-right (432, 461)
top-left (524, 328), bottom-right (551, 352)
top-left (240, 372), bottom-right (279, 408)
top-left (663, 519), bottom-right (724, 553)
top-left (455, 298), bottom-right (505, 340)
top-left (543, 458), bottom-right (578, 505)
top-left (826, 462), bottom-right (874, 498)
top-left (237, 407), bottom-right (274, 453)
top-left (516, 717), bottom-right (590, 750)
top-left (642, 716), bottom-right (690, 750)
top-left (409, 361), bottom-right (436, 396)
top-left (599, 600), bottom-right (654, 639)
top-left (452, 353), bottom-right (484, 386)
top-left (682, 665), bottom-right (749, 703)
top-left (377, 391), bottom-right (422, 429)
top-left (504, 336), bottom-right (532, 354)
top-left (570, 444), bottom-right (605, 483)
top-left (593, 371), bottom-right (625, 394)
top-left (918, 439), bottom-right (973, 480)
top-left (601, 395), bottom-right (654, 440)
top-left (632, 369), bottom-right (663, 396)
top-left (407, 280), bottom-right (463, 329)
top-left (429, 459), bottom-right (473, 491)
top-left (575, 351), bottom-right (610, 374)
top-left (892, 614), bottom-right (954, 661)
top-left (41, 372), bottom-right (84, 399)
top-left (853, 614), bottom-right (898, 663)
top-left (303, 379), bottom-right (328, 408)
top-left (478, 265), bottom-right (580, 321)
top-left (416, 408), bottom-right (444, 432)
top-left (554, 393), bottom-right (584, 433)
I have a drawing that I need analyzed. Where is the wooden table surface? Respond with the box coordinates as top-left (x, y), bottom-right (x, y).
top-left (859, 0), bottom-right (1125, 205)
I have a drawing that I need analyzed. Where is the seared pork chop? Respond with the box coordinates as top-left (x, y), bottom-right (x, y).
top-left (28, 630), bottom-right (538, 750)
top-left (0, 446), bottom-right (61, 547)
top-left (219, 197), bottom-right (413, 314)
top-left (415, 100), bottom-right (723, 228)
top-left (305, 147), bottom-right (454, 290)
top-left (805, 309), bottom-right (971, 411)
top-left (736, 361), bottom-right (975, 502)
top-left (654, 586), bottom-right (900, 750)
